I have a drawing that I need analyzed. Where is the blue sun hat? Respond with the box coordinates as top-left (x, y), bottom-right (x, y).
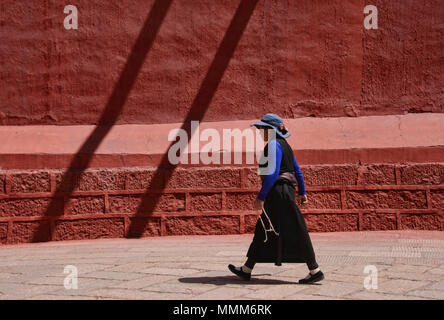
top-left (250, 113), bottom-right (290, 138)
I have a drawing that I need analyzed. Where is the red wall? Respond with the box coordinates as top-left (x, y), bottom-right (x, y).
top-left (1, 0), bottom-right (443, 125)
top-left (0, 1), bottom-right (443, 244)
top-left (1, 163), bottom-right (443, 244)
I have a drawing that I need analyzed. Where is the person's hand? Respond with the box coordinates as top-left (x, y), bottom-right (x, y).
top-left (298, 195), bottom-right (308, 206)
top-left (253, 199), bottom-right (264, 212)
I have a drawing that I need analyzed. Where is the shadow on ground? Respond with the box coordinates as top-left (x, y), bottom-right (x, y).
top-left (178, 275), bottom-right (307, 286)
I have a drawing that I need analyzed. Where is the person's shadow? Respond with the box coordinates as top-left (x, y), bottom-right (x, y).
top-left (178, 275), bottom-right (317, 286)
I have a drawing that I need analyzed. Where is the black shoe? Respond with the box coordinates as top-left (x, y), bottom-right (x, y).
top-left (298, 270), bottom-right (324, 284)
top-left (228, 264), bottom-right (251, 281)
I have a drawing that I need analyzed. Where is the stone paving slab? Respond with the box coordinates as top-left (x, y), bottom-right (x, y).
top-left (0, 231), bottom-right (443, 300)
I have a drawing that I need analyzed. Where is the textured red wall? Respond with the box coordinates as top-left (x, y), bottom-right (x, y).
top-left (1, 1), bottom-right (443, 244)
top-left (0, 163), bottom-right (443, 244)
top-left (1, 0), bottom-right (443, 125)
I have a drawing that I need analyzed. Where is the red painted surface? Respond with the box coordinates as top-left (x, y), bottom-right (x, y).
top-left (0, 0), bottom-right (443, 125)
top-left (0, 114), bottom-right (443, 169)
top-left (0, 1), bottom-right (443, 243)
top-left (0, 163), bottom-right (443, 244)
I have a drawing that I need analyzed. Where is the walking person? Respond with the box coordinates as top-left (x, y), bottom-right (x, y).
top-left (228, 113), bottom-right (324, 284)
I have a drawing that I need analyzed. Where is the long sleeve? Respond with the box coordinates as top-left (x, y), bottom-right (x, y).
top-left (293, 156), bottom-right (306, 196)
top-left (257, 140), bottom-right (283, 201)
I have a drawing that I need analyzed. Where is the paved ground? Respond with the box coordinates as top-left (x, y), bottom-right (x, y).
top-left (0, 231), bottom-right (443, 300)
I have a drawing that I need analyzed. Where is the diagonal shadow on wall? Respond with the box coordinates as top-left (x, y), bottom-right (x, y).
top-left (126, 0), bottom-right (259, 237)
top-left (32, 0), bottom-right (174, 242)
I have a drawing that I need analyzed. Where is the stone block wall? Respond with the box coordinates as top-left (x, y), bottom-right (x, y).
top-left (0, 163), bottom-right (442, 244)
